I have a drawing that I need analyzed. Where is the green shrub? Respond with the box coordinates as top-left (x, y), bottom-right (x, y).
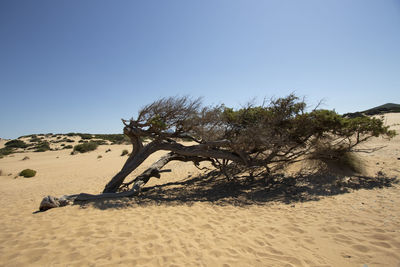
top-left (121, 149), bottom-right (129, 156)
top-left (0, 147), bottom-right (14, 157)
top-left (34, 141), bottom-right (50, 152)
top-left (92, 140), bottom-right (107, 145)
top-left (63, 138), bottom-right (74, 143)
top-left (78, 133), bottom-right (93, 140)
top-left (310, 143), bottom-right (364, 173)
top-left (64, 145), bottom-right (73, 149)
top-left (5, 139), bottom-right (29, 148)
top-left (93, 134), bottom-right (130, 144)
top-left (19, 169), bottom-right (36, 178)
top-left (73, 141), bottom-right (98, 153)
top-left (29, 135), bottom-right (42, 143)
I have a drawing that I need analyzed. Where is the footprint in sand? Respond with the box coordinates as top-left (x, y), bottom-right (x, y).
top-left (352, 244), bottom-right (370, 253)
top-left (370, 241), bottom-right (392, 248)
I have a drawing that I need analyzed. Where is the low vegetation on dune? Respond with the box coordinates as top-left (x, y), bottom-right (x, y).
top-left (93, 134), bottom-right (130, 144)
top-left (77, 133), bottom-right (93, 140)
top-left (29, 135), bottom-right (42, 143)
top-left (5, 139), bottom-right (29, 149)
top-left (34, 141), bottom-right (50, 152)
top-left (0, 147), bottom-right (14, 158)
top-left (343, 103), bottom-right (400, 118)
top-left (73, 141), bottom-right (99, 153)
top-left (19, 169), bottom-right (36, 178)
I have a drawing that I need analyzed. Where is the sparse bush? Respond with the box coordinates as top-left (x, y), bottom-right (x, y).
top-left (105, 148), bottom-right (111, 153)
top-left (78, 133), bottom-right (93, 140)
top-left (121, 149), bottom-right (129, 156)
top-left (97, 155), bottom-right (103, 159)
top-left (5, 139), bottom-right (29, 149)
top-left (34, 141), bottom-right (50, 152)
top-left (29, 135), bottom-right (41, 143)
top-left (63, 138), bottom-right (74, 143)
top-left (19, 169), bottom-right (36, 178)
top-left (94, 134), bottom-right (130, 144)
top-left (92, 140), bottom-right (107, 145)
top-left (22, 156), bottom-right (30, 161)
top-left (61, 144), bottom-right (65, 146)
top-left (310, 143), bottom-right (364, 173)
top-left (64, 145), bottom-right (73, 149)
top-left (73, 141), bottom-right (98, 153)
top-left (0, 147), bottom-right (14, 157)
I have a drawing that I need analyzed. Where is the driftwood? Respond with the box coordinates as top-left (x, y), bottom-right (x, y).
top-left (39, 152), bottom-right (211, 211)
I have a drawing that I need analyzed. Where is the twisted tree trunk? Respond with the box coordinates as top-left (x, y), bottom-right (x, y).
top-left (102, 125), bottom-right (243, 193)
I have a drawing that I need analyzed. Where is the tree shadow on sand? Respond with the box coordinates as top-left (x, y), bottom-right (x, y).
top-left (78, 169), bottom-right (399, 210)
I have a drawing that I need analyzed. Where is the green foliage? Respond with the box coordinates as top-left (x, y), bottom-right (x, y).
top-left (5, 139), bottom-right (29, 149)
top-left (64, 145), bottom-right (73, 149)
top-left (34, 141), bottom-right (50, 152)
top-left (310, 141), bottom-right (364, 173)
top-left (92, 139), bottom-right (107, 145)
top-left (0, 147), bottom-right (15, 157)
top-left (131, 95), bottom-right (396, 176)
top-left (73, 141), bottom-right (98, 153)
top-left (148, 115), bottom-right (168, 131)
top-left (78, 133), bottom-right (93, 140)
top-left (93, 134), bottom-right (130, 144)
top-left (19, 169), bottom-right (36, 178)
top-left (29, 135), bottom-right (42, 143)
top-left (121, 149), bottom-right (129, 156)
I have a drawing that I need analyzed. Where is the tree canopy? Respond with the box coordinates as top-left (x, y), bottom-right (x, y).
top-left (103, 94), bottom-right (396, 193)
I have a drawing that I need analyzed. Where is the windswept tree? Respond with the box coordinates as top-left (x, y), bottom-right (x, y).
top-left (40, 95), bottom-right (396, 210)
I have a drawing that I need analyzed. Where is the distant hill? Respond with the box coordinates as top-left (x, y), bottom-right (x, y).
top-left (343, 103), bottom-right (400, 118)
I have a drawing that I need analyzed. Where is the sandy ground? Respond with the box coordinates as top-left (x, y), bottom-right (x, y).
top-left (0, 114), bottom-right (400, 267)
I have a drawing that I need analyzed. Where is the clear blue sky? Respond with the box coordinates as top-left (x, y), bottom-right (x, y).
top-left (1, 0), bottom-right (399, 139)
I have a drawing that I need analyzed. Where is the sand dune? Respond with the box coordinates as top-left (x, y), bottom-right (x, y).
top-left (0, 114), bottom-right (399, 266)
